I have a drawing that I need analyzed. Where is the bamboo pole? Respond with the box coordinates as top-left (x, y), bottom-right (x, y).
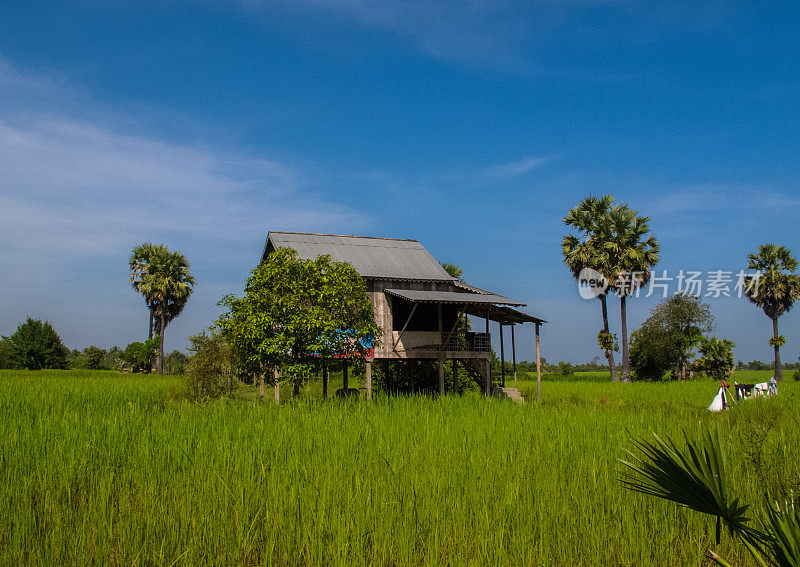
top-left (535, 323), bottom-right (542, 403)
top-left (438, 304), bottom-right (444, 395)
top-left (500, 323), bottom-right (505, 388)
top-left (512, 324), bottom-right (517, 389)
top-left (365, 358), bottom-right (372, 400)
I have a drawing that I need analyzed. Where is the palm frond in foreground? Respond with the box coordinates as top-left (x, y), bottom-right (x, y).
top-left (619, 430), bottom-right (800, 566)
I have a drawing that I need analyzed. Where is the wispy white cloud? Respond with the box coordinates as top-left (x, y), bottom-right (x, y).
top-left (0, 56), bottom-right (371, 348)
top-left (481, 155), bottom-right (551, 180)
top-left (646, 184), bottom-right (800, 215)
top-left (235, 0), bottom-right (738, 75)
top-left (0, 59), bottom-right (368, 263)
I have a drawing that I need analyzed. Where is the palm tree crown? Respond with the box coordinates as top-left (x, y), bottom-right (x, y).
top-left (745, 244), bottom-right (800, 320)
top-left (604, 205), bottom-right (660, 294)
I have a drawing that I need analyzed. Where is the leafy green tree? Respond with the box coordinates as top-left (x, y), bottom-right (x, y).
top-left (83, 346), bottom-right (106, 370)
top-left (629, 324), bottom-right (673, 381)
top-left (693, 337), bottom-right (735, 381)
top-left (0, 336), bottom-right (17, 369)
top-left (629, 294), bottom-right (713, 381)
top-left (129, 244), bottom-right (195, 374)
top-left (604, 204), bottom-right (660, 383)
top-left (185, 331), bottom-right (237, 401)
top-left (120, 338), bottom-right (159, 373)
top-left (563, 194), bottom-right (620, 381)
top-left (218, 248), bottom-right (381, 402)
top-left (743, 244), bottom-right (800, 381)
top-left (103, 346), bottom-right (124, 371)
top-left (6, 318), bottom-right (68, 370)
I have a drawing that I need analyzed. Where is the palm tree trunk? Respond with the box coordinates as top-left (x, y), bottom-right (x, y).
top-left (148, 308), bottom-right (154, 340)
top-left (159, 310), bottom-right (165, 375)
top-left (600, 295), bottom-right (619, 382)
top-left (620, 294), bottom-right (630, 382)
top-left (773, 317), bottom-right (783, 381)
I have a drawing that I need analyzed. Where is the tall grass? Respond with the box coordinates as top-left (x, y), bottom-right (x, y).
top-left (1, 370), bottom-right (797, 565)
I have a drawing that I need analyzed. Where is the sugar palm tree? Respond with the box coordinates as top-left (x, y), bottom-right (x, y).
top-left (563, 194), bottom-right (620, 381)
top-left (129, 243), bottom-right (164, 340)
top-left (743, 244), bottom-right (800, 381)
top-left (149, 247), bottom-right (194, 374)
top-left (129, 244), bottom-right (195, 374)
top-left (604, 205), bottom-right (660, 382)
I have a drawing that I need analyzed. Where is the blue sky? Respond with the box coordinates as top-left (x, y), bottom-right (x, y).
top-left (1, 1), bottom-right (799, 364)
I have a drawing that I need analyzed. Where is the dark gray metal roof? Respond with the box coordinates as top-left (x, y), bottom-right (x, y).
top-left (385, 289), bottom-right (525, 306)
top-left (476, 305), bottom-right (547, 325)
top-left (265, 232), bottom-right (455, 281)
top-left (452, 280), bottom-right (495, 295)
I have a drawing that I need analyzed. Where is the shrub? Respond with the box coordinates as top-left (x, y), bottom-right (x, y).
top-left (6, 318), bottom-right (68, 370)
top-left (558, 361), bottom-right (575, 376)
top-left (163, 350), bottom-right (189, 375)
top-left (185, 331), bottom-right (237, 401)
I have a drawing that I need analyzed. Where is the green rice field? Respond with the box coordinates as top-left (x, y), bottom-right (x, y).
top-left (1, 369), bottom-right (798, 566)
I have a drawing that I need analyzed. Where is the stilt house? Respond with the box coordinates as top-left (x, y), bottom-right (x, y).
top-left (263, 232), bottom-right (546, 400)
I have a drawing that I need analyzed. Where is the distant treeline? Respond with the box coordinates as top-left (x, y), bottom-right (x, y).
top-left (736, 359), bottom-right (800, 370)
top-left (499, 358), bottom-right (800, 375)
top-left (495, 358), bottom-right (608, 376)
top-left (0, 317), bottom-right (187, 375)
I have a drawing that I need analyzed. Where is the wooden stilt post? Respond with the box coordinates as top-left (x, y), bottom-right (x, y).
top-left (512, 325), bottom-right (517, 389)
top-left (535, 323), bottom-right (542, 403)
top-left (438, 303), bottom-right (444, 395)
top-left (342, 358), bottom-right (349, 391)
top-left (274, 367), bottom-right (280, 405)
top-left (485, 307), bottom-right (491, 396)
top-left (438, 356), bottom-right (445, 395)
top-left (322, 361), bottom-right (328, 398)
top-left (500, 323), bottom-right (506, 388)
top-left (365, 358), bottom-right (373, 400)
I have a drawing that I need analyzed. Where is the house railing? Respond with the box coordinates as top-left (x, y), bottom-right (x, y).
top-left (440, 332), bottom-right (490, 352)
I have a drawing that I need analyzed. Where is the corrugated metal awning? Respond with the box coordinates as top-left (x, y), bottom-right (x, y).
top-left (384, 289), bottom-right (525, 306)
top-left (385, 289), bottom-right (547, 324)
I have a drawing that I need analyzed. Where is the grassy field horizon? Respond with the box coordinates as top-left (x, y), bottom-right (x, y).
top-left (2, 369), bottom-right (797, 565)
